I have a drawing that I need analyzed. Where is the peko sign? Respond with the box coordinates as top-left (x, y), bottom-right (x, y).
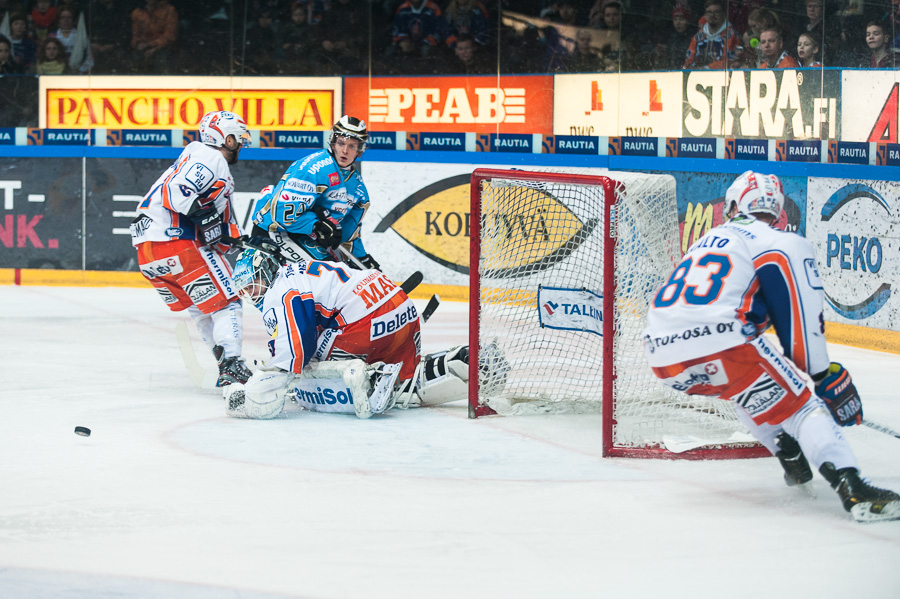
top-left (344, 75), bottom-right (553, 134)
top-left (39, 75), bottom-right (341, 129)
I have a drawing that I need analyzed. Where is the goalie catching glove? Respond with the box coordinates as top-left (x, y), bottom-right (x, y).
top-left (188, 203), bottom-right (224, 247)
top-left (813, 362), bottom-right (863, 427)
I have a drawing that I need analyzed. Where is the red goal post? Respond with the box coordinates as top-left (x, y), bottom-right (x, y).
top-left (467, 168), bottom-right (768, 460)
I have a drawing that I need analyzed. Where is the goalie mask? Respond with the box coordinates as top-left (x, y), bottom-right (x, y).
top-left (199, 110), bottom-right (252, 149)
top-left (233, 248), bottom-right (281, 310)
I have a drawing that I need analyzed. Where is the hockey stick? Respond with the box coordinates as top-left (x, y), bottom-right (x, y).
top-left (421, 294), bottom-right (441, 323)
top-left (400, 270), bottom-right (423, 295)
top-left (335, 245), bottom-right (367, 270)
top-left (862, 419), bottom-right (900, 440)
top-left (175, 321), bottom-right (218, 389)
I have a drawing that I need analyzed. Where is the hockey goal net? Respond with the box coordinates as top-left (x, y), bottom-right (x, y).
top-left (468, 168), bottom-right (767, 459)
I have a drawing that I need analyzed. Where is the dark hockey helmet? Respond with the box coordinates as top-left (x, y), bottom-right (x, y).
top-left (330, 115), bottom-right (368, 153)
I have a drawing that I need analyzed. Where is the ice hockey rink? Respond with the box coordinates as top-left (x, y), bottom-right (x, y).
top-left (2, 284), bottom-right (899, 599)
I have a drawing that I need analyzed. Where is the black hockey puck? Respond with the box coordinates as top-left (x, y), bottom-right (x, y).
top-left (74, 426), bottom-right (91, 437)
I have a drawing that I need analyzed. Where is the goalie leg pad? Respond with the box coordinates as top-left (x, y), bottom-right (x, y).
top-left (224, 370), bottom-right (292, 419)
top-left (397, 345), bottom-right (470, 408)
top-left (289, 359), bottom-right (392, 419)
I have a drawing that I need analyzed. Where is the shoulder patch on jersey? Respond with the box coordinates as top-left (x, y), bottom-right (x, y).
top-left (263, 307), bottom-right (278, 337)
top-left (184, 163), bottom-right (216, 191)
top-left (328, 172), bottom-right (341, 186)
top-left (804, 258), bottom-right (823, 290)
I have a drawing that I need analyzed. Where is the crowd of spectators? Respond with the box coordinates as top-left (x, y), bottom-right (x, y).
top-left (0, 0), bottom-right (898, 80)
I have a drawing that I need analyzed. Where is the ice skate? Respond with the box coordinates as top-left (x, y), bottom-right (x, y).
top-left (355, 362), bottom-right (401, 419)
top-left (775, 433), bottom-right (813, 487)
top-left (820, 463), bottom-right (900, 523)
top-left (213, 345), bottom-right (253, 387)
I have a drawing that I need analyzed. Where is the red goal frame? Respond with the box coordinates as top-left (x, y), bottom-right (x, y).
top-left (467, 168), bottom-right (769, 460)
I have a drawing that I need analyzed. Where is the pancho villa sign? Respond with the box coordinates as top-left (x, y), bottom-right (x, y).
top-left (682, 69), bottom-right (840, 139)
top-left (38, 76), bottom-right (342, 129)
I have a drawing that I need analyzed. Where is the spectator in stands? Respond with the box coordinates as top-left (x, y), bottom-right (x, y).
top-left (724, 0), bottom-right (769, 40)
top-left (51, 7), bottom-right (93, 73)
top-left (544, 0), bottom-right (578, 26)
top-left (498, 24), bottom-right (545, 73)
top-left (560, 27), bottom-right (604, 72)
top-left (131, 0), bottom-right (178, 74)
top-left (280, 2), bottom-right (317, 75)
top-left (797, 30), bottom-right (823, 67)
top-left (389, 0), bottom-right (445, 59)
top-left (892, 0), bottom-right (900, 50)
top-left (0, 34), bottom-right (24, 73)
top-left (798, 0), bottom-right (843, 66)
top-left (543, 0), bottom-right (580, 72)
top-left (241, 8), bottom-right (280, 74)
top-left (30, 0), bottom-right (56, 41)
top-left (444, 0), bottom-right (492, 48)
top-left (89, 0), bottom-right (131, 74)
top-left (35, 36), bottom-right (67, 74)
top-left (683, 0), bottom-right (742, 69)
top-left (6, 13), bottom-right (34, 73)
top-left (740, 7), bottom-right (780, 67)
top-left (864, 20), bottom-right (900, 69)
top-left (665, 3), bottom-right (696, 69)
top-left (589, 0), bottom-right (621, 30)
top-left (316, 0), bottom-right (367, 75)
top-left (757, 27), bottom-right (800, 68)
top-left (447, 31), bottom-right (492, 73)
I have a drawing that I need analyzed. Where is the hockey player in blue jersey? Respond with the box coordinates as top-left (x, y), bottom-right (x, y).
top-left (250, 115), bottom-right (379, 269)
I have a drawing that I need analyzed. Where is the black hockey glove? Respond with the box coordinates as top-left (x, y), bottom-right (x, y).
top-left (188, 204), bottom-right (224, 247)
top-left (312, 216), bottom-right (342, 249)
top-left (359, 253), bottom-right (380, 270)
top-left (813, 362), bottom-right (863, 427)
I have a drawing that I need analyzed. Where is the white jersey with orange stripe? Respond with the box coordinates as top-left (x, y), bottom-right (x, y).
top-left (643, 214), bottom-right (831, 376)
top-left (260, 260), bottom-right (403, 374)
top-left (130, 142), bottom-right (241, 246)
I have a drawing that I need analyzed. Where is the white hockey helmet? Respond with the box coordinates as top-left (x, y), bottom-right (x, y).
top-left (233, 248), bottom-right (281, 310)
top-left (724, 171), bottom-right (785, 220)
top-left (330, 115), bottom-right (368, 152)
top-left (199, 111), bottom-right (252, 149)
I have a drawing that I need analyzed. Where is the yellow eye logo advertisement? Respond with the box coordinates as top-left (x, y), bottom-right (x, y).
top-left (375, 175), bottom-right (593, 277)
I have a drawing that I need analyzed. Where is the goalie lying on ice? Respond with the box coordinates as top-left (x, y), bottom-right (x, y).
top-left (226, 247), bottom-right (507, 419)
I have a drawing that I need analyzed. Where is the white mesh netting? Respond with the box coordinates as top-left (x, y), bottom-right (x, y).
top-left (473, 168), bottom-right (758, 454)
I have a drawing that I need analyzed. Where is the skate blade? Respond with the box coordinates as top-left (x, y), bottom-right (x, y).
top-left (369, 363), bottom-right (402, 415)
top-left (850, 500), bottom-right (900, 523)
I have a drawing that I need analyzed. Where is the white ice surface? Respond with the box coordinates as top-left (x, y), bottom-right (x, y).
top-left (1, 286), bottom-right (899, 599)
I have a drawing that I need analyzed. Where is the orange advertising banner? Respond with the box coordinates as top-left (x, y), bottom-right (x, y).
top-left (45, 89), bottom-right (335, 129)
top-left (345, 75), bottom-right (553, 134)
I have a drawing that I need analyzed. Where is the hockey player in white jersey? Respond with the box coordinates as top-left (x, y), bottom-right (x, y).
top-left (644, 171), bottom-right (899, 522)
top-left (130, 110), bottom-right (254, 387)
top-left (223, 246), bottom-right (481, 419)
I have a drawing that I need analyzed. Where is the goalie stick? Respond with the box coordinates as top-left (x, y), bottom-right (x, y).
top-left (862, 419), bottom-right (900, 440)
top-left (175, 321), bottom-right (218, 389)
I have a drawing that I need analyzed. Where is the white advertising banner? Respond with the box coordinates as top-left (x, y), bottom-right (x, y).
top-left (361, 162), bottom-right (483, 292)
top-left (552, 72), bottom-right (683, 137)
top-left (840, 71), bottom-right (900, 143)
top-left (806, 177), bottom-right (900, 331)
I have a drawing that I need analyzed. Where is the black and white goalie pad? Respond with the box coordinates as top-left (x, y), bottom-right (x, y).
top-left (395, 344), bottom-right (508, 409)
